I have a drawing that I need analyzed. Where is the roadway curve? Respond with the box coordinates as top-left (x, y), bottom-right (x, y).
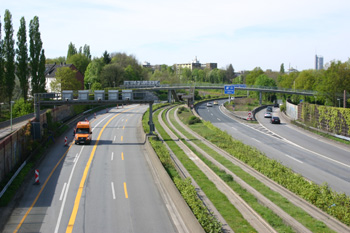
top-left (2, 105), bottom-right (179, 233)
top-left (196, 100), bottom-right (350, 195)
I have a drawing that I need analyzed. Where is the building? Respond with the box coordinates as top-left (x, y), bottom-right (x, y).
top-left (45, 63), bottom-right (84, 93)
top-left (315, 55), bottom-right (324, 70)
top-left (174, 56), bottom-right (217, 74)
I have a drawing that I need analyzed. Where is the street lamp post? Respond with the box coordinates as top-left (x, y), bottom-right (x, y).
top-left (10, 101), bottom-right (14, 131)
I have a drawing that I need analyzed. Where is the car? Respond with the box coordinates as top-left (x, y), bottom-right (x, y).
top-left (266, 106), bottom-right (273, 112)
top-left (264, 112), bottom-right (272, 118)
top-left (213, 101), bottom-right (218, 105)
top-left (206, 102), bottom-right (213, 107)
top-left (270, 116), bottom-right (281, 124)
top-left (274, 103), bottom-right (279, 108)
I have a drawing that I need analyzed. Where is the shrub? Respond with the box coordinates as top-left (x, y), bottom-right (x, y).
top-left (189, 116), bottom-right (201, 125)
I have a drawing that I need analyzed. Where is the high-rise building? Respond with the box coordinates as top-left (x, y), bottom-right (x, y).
top-left (315, 55), bottom-right (324, 70)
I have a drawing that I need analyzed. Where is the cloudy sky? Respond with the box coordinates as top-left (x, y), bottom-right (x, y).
top-left (2, 0), bottom-right (350, 71)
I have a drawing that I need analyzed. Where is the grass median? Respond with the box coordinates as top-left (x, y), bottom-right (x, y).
top-left (172, 105), bottom-right (335, 233)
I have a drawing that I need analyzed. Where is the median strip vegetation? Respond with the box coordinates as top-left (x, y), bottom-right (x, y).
top-left (143, 105), bottom-right (255, 233)
top-left (176, 105), bottom-right (350, 227)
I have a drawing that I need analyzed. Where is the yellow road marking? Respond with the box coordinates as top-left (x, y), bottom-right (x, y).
top-left (66, 107), bottom-right (135, 233)
top-left (124, 182), bottom-right (128, 199)
top-left (123, 125), bottom-right (125, 130)
top-left (121, 152), bottom-right (124, 160)
top-left (121, 136), bottom-right (123, 141)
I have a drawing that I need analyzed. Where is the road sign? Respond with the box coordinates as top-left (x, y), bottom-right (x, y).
top-left (224, 85), bottom-right (235, 94)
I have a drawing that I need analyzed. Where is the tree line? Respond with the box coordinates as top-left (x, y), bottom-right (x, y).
top-left (0, 9), bottom-right (46, 106)
top-left (241, 62), bottom-right (350, 107)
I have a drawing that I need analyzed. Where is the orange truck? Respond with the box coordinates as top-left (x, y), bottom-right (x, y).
top-left (74, 121), bottom-right (92, 145)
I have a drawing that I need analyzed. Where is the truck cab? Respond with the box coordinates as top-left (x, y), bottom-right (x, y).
top-left (74, 121), bottom-right (92, 145)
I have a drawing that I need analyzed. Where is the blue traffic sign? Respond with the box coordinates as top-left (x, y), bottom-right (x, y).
top-left (224, 85), bottom-right (235, 94)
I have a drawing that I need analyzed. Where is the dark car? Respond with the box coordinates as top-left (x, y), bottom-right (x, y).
top-left (274, 103), bottom-right (279, 108)
top-left (270, 116), bottom-right (280, 124)
top-left (266, 106), bottom-right (273, 112)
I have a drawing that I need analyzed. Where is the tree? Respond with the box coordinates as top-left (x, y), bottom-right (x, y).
top-left (280, 63), bottom-right (285, 74)
top-left (103, 50), bottom-right (111, 64)
top-left (29, 16), bottom-right (44, 95)
top-left (16, 16), bottom-right (29, 101)
top-left (67, 53), bottom-right (90, 75)
top-left (38, 49), bottom-right (46, 92)
top-left (99, 63), bottom-right (124, 88)
top-left (3, 9), bottom-right (16, 105)
top-left (50, 67), bottom-right (80, 92)
top-left (245, 67), bottom-right (264, 85)
top-left (124, 65), bottom-right (137, 81)
top-left (83, 44), bottom-right (91, 60)
top-left (84, 58), bottom-right (104, 88)
top-left (226, 64), bottom-right (235, 83)
top-left (255, 74), bottom-right (277, 102)
top-left (0, 15), bottom-right (4, 104)
top-left (67, 42), bottom-right (77, 60)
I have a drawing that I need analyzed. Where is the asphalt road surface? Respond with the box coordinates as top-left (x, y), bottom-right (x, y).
top-left (196, 100), bottom-right (350, 195)
top-left (3, 105), bottom-right (177, 233)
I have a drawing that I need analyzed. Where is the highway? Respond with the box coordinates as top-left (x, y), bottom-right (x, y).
top-left (196, 100), bottom-right (350, 195)
top-left (3, 105), bottom-right (178, 233)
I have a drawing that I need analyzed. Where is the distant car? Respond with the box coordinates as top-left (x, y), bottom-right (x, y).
top-left (213, 101), bottom-right (218, 105)
top-left (274, 103), bottom-right (279, 108)
top-left (264, 112), bottom-right (272, 118)
top-left (206, 102), bottom-right (213, 107)
top-left (266, 106), bottom-right (273, 112)
top-left (270, 116), bottom-right (281, 124)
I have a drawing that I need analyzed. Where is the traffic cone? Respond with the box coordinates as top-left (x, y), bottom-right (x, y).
top-left (64, 137), bottom-right (68, 146)
top-left (35, 169), bottom-right (39, 184)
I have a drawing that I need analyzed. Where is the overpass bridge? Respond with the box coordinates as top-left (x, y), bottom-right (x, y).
top-left (33, 90), bottom-right (157, 139)
top-left (125, 83), bottom-right (316, 104)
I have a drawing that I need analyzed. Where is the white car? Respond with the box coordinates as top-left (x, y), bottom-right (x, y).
top-left (206, 102), bottom-right (213, 107)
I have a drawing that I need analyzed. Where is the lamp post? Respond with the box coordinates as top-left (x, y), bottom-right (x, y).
top-left (10, 101), bottom-right (14, 131)
top-left (337, 98), bottom-right (341, 108)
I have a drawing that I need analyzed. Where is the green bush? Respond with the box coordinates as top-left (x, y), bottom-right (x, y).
top-left (189, 116), bottom-right (201, 125)
top-left (12, 98), bottom-right (34, 118)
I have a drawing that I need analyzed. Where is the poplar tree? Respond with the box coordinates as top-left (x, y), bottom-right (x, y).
top-left (29, 16), bottom-right (44, 95)
top-left (0, 15), bottom-right (4, 103)
top-left (67, 42), bottom-right (77, 60)
top-left (16, 16), bottom-right (29, 101)
top-left (38, 49), bottom-right (46, 92)
top-left (3, 9), bottom-right (16, 105)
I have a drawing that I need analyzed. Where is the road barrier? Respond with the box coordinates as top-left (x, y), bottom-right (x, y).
top-left (64, 137), bottom-right (68, 146)
top-left (35, 169), bottom-right (39, 184)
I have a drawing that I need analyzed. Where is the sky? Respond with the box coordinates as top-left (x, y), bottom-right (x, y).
top-left (1, 0), bottom-right (350, 72)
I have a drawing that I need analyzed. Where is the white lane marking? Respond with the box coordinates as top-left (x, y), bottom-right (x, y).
top-left (285, 154), bottom-right (303, 164)
top-left (73, 153), bottom-right (78, 163)
top-left (252, 138), bottom-right (261, 144)
top-left (59, 183), bottom-right (67, 201)
top-left (217, 118), bottom-right (221, 121)
top-left (92, 114), bottom-right (111, 132)
top-left (211, 113), bottom-right (213, 116)
top-left (113, 135), bottom-right (116, 142)
top-left (111, 182), bottom-right (116, 199)
top-left (111, 152), bottom-right (114, 161)
top-left (54, 145), bottom-right (84, 233)
top-left (231, 127), bottom-right (237, 130)
top-left (219, 106), bottom-right (350, 169)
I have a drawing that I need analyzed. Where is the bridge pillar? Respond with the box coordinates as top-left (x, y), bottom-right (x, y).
top-left (168, 90), bottom-right (172, 103)
top-left (259, 91), bottom-right (262, 105)
top-left (149, 102), bottom-right (155, 134)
